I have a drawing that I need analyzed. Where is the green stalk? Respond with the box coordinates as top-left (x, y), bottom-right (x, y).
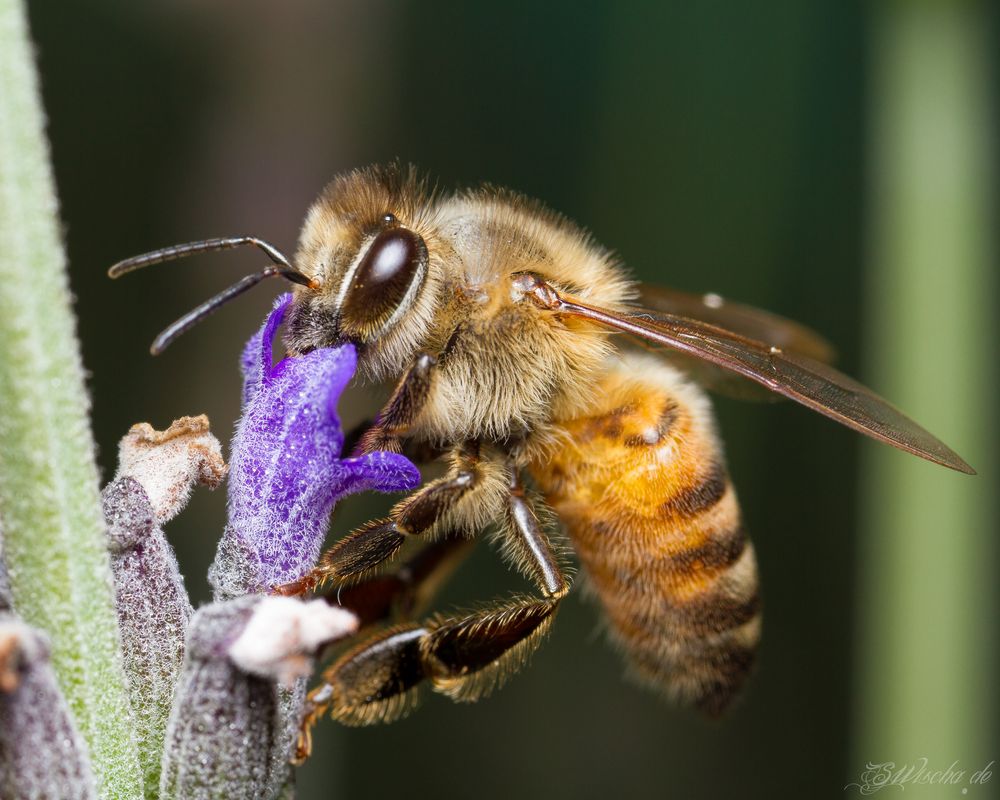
top-left (855, 0), bottom-right (997, 781)
top-left (0, 1), bottom-right (142, 797)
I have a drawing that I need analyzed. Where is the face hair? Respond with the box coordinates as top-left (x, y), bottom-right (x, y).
top-left (107, 235), bottom-right (316, 354)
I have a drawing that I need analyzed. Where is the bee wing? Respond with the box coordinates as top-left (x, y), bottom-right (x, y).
top-left (554, 293), bottom-right (974, 474)
top-left (622, 334), bottom-right (782, 402)
top-left (637, 284), bottom-right (837, 364)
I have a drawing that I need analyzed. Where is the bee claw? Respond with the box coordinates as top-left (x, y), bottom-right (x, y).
top-left (272, 574), bottom-right (317, 597)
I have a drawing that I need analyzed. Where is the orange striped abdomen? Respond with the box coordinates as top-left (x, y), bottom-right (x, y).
top-left (529, 353), bottom-right (761, 714)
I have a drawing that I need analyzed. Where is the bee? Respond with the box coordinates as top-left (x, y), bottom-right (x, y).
top-left (110, 164), bottom-right (973, 751)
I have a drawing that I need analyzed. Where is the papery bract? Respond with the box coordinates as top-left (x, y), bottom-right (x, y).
top-left (209, 293), bottom-right (420, 600)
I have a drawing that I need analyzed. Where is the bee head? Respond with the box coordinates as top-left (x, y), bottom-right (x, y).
top-left (109, 164), bottom-right (443, 372)
top-left (284, 164), bottom-right (443, 378)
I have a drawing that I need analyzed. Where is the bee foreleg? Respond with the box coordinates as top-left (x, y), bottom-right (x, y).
top-left (355, 352), bottom-right (436, 455)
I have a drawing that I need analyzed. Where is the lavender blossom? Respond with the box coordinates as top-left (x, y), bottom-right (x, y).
top-left (209, 293), bottom-right (420, 600)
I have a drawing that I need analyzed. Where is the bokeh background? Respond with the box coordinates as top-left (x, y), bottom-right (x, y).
top-left (28, 2), bottom-right (997, 798)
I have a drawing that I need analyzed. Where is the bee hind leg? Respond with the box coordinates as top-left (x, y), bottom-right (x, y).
top-left (291, 533), bottom-right (474, 763)
top-left (419, 472), bottom-right (568, 705)
top-left (299, 470), bottom-right (568, 738)
top-left (302, 595), bottom-right (559, 733)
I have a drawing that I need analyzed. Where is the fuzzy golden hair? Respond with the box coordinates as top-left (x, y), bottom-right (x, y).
top-left (530, 352), bottom-right (761, 714)
top-left (412, 188), bottom-right (636, 451)
top-left (289, 169), bottom-right (637, 459)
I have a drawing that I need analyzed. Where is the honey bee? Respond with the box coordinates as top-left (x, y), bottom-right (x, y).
top-left (110, 164), bottom-right (973, 751)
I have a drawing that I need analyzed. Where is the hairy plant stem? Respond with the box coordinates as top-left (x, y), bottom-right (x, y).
top-left (0, 1), bottom-right (142, 796)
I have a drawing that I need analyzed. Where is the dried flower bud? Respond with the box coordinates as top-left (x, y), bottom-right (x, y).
top-left (102, 475), bottom-right (193, 799)
top-left (209, 294), bottom-right (420, 600)
top-left (113, 414), bottom-right (226, 524)
top-left (159, 596), bottom-right (356, 800)
top-left (0, 615), bottom-right (96, 800)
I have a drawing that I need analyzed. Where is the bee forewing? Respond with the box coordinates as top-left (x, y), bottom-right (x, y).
top-left (625, 336), bottom-right (781, 403)
top-left (636, 284), bottom-right (838, 364)
top-left (555, 295), bottom-right (975, 475)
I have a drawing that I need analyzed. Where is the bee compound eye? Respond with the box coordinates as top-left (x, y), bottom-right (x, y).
top-left (339, 227), bottom-right (427, 341)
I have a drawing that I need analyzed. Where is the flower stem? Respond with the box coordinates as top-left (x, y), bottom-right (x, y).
top-left (0, 1), bottom-right (142, 796)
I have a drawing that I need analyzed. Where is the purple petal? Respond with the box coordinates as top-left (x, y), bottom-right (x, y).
top-left (338, 451), bottom-right (422, 496)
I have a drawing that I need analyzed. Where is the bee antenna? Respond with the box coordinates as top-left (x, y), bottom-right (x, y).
top-left (108, 236), bottom-right (317, 355)
top-left (108, 235), bottom-right (296, 277)
top-left (149, 266), bottom-right (313, 355)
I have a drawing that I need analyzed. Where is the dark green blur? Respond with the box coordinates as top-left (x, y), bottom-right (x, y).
top-left (28, 2), bottom-right (996, 798)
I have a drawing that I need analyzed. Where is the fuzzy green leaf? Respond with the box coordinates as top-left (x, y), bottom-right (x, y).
top-left (0, 1), bottom-right (143, 796)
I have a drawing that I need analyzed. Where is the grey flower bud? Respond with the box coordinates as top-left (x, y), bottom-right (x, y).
top-left (104, 416), bottom-right (224, 797)
top-left (159, 597), bottom-right (275, 800)
top-left (160, 596), bottom-right (357, 800)
top-left (102, 476), bottom-right (193, 799)
top-left (0, 614), bottom-right (97, 800)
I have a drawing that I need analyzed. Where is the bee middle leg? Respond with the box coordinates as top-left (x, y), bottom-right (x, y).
top-left (328, 531), bottom-right (476, 628)
top-left (278, 443), bottom-right (487, 597)
top-left (296, 468), bottom-right (568, 747)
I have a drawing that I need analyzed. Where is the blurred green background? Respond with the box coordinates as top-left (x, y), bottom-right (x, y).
top-left (27, 1), bottom-right (997, 798)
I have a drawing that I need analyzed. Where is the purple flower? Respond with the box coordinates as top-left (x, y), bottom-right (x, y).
top-left (209, 294), bottom-right (420, 600)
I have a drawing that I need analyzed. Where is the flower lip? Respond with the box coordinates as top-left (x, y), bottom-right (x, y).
top-left (240, 293), bottom-right (335, 401)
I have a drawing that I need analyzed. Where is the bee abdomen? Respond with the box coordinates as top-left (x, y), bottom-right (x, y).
top-left (531, 354), bottom-right (761, 714)
top-left (582, 508), bottom-right (760, 715)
